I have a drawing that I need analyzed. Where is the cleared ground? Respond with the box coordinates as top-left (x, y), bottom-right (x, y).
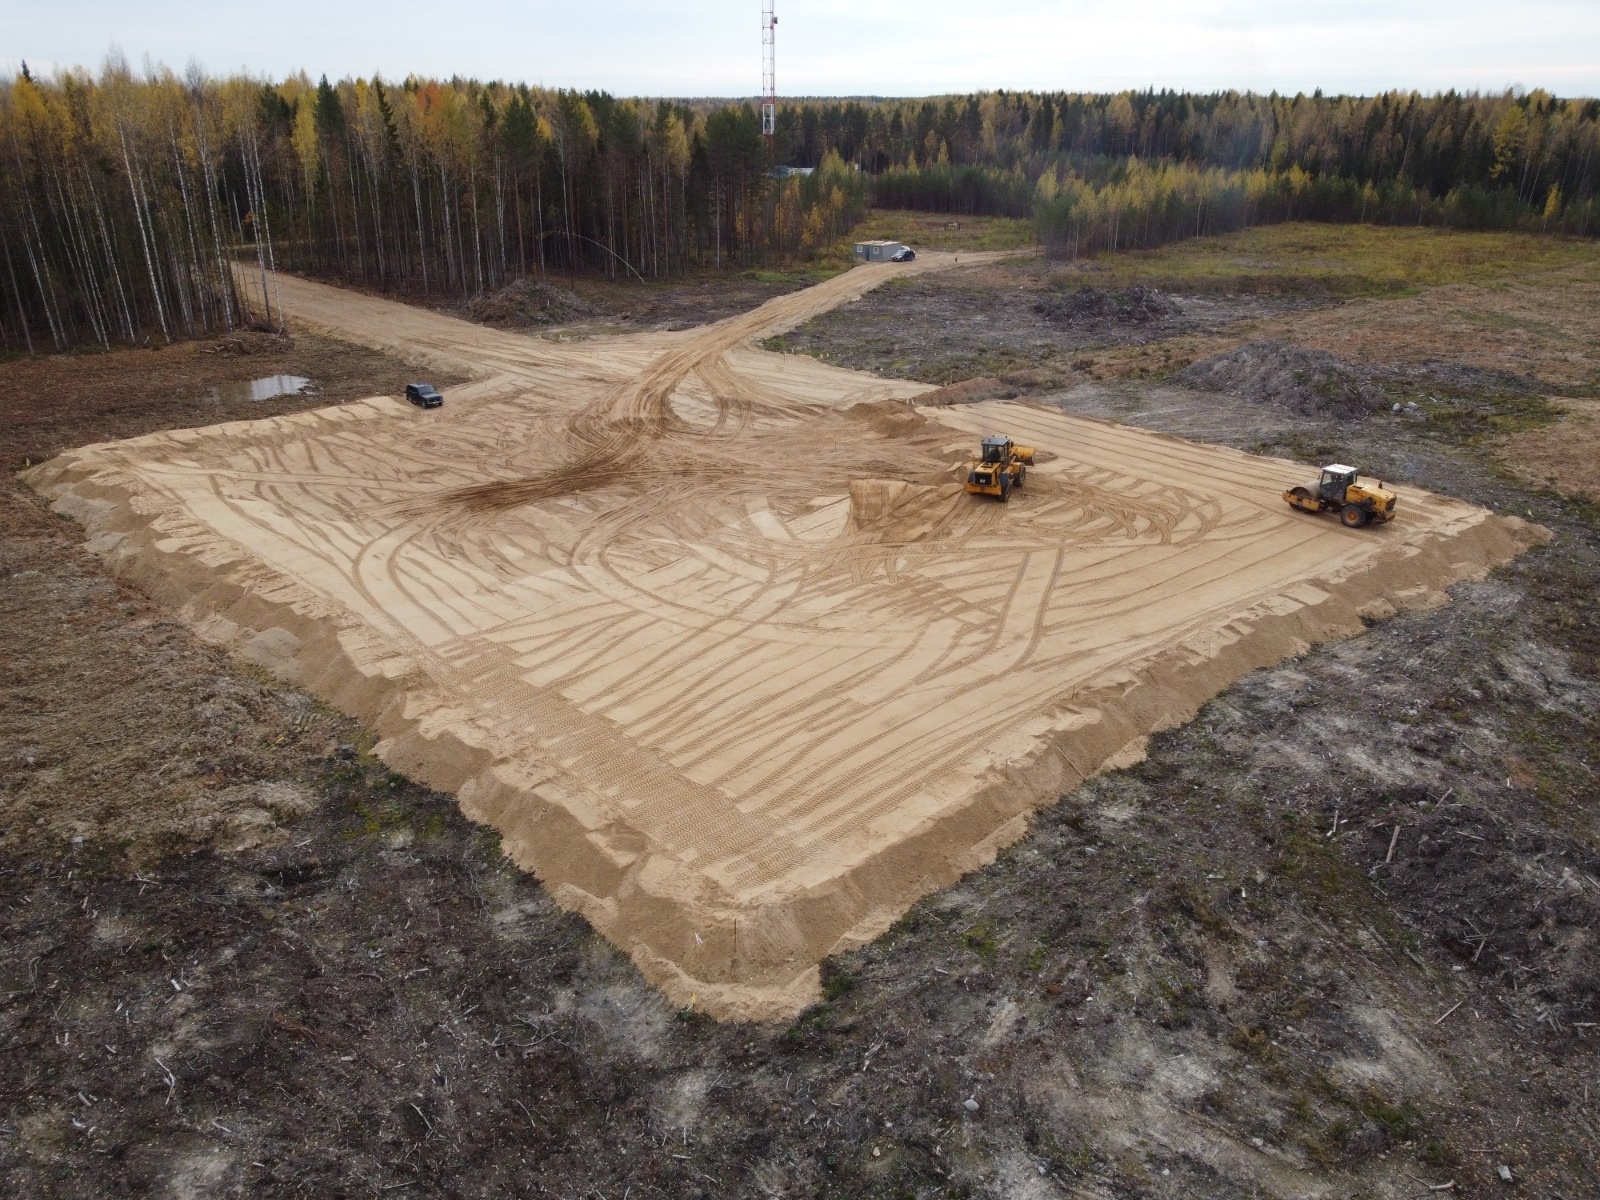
top-left (28, 256), bottom-right (1541, 1018)
top-left (6, 226), bottom-right (1600, 1199)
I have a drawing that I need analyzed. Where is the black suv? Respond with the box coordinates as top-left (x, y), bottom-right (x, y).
top-left (405, 382), bottom-right (443, 409)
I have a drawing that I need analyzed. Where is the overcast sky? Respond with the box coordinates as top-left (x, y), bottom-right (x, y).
top-left (4, 1), bottom-right (1598, 97)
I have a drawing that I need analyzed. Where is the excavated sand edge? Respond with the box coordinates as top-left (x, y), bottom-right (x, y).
top-left (24, 424), bottom-right (1548, 1021)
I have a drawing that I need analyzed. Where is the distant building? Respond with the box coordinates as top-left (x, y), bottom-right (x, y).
top-left (770, 165), bottom-right (815, 179)
top-left (853, 240), bottom-right (907, 262)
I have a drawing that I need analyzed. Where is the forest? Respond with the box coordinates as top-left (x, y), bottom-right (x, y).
top-left (2, 61), bottom-right (1597, 352)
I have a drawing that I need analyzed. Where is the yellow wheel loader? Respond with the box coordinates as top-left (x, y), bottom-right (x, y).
top-left (965, 435), bottom-right (1035, 502)
top-left (1283, 464), bottom-right (1397, 527)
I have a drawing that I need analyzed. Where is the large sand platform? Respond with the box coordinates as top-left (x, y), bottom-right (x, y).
top-left (27, 260), bottom-right (1545, 1018)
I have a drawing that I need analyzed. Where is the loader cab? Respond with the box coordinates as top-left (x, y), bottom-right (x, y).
top-left (1318, 464), bottom-right (1357, 502)
top-left (981, 436), bottom-right (1011, 464)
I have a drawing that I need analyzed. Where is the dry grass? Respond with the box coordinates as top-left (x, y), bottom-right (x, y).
top-left (1064, 222), bottom-right (1600, 297)
top-left (821, 208), bottom-right (1036, 265)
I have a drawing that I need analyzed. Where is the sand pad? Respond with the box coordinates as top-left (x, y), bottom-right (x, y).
top-left (28, 265), bottom-right (1545, 1019)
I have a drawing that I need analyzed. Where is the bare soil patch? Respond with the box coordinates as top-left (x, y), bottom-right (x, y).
top-left (2, 334), bottom-right (454, 862)
top-left (1245, 262), bottom-right (1600, 390)
top-left (457, 272), bottom-right (819, 334)
top-left (1033, 284), bottom-right (1179, 328)
top-left (3, 232), bottom-right (1599, 1198)
top-left (765, 262), bottom-right (1330, 387)
top-left (26, 264), bottom-right (1536, 1023)
top-left (583, 273), bottom-right (820, 331)
top-left (1495, 398), bottom-right (1600, 501)
top-left (1, 331), bottom-right (466, 473)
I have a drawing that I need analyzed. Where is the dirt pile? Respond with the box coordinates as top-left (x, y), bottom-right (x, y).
top-left (1035, 284), bottom-right (1178, 326)
top-left (464, 278), bottom-right (597, 327)
top-left (846, 478), bottom-right (955, 543)
top-left (912, 375), bottom-right (1008, 406)
top-left (1178, 340), bottom-right (1386, 418)
top-left (914, 370), bottom-right (1070, 406)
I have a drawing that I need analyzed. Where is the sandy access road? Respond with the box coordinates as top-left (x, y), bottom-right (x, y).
top-left (29, 256), bottom-right (1545, 1019)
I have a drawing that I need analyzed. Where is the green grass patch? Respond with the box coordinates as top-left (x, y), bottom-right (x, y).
top-left (1168, 882), bottom-right (1232, 935)
top-left (1410, 392), bottom-right (1565, 444)
top-left (1421, 1139), bottom-right (1461, 1169)
top-left (1248, 434), bottom-right (1352, 468)
top-left (962, 921), bottom-right (1002, 964)
top-left (735, 266), bottom-right (836, 285)
top-left (1021, 939), bottom-right (1050, 973)
top-left (1355, 1087), bottom-right (1422, 1139)
top-left (822, 965), bottom-right (859, 1002)
top-left (811, 209), bottom-right (1036, 270)
top-left (1061, 223), bottom-right (1600, 298)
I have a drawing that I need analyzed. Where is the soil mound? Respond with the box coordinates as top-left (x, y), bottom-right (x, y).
top-left (464, 278), bottom-right (596, 327)
top-left (1178, 340), bottom-right (1385, 419)
top-left (914, 376), bottom-right (1007, 407)
top-left (912, 370), bottom-right (1062, 408)
top-left (844, 399), bottom-right (934, 440)
top-left (1035, 285), bottom-right (1178, 327)
top-left (847, 478), bottom-right (952, 542)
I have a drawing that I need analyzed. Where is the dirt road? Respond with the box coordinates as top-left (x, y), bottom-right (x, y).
top-left (28, 258), bottom-right (1544, 1018)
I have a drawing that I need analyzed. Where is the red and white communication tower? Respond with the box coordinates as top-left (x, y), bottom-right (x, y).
top-left (761, 0), bottom-right (777, 144)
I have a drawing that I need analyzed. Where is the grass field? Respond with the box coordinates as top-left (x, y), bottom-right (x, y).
top-left (594, 217), bottom-right (1598, 301)
top-left (540, 209), bottom-right (1037, 316)
top-left (770, 216), bottom-right (1597, 298)
top-left (820, 208), bottom-right (1036, 264)
top-left (1060, 221), bottom-right (1600, 296)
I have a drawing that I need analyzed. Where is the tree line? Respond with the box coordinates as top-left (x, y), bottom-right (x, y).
top-left (1029, 159), bottom-right (1575, 259)
top-left (780, 88), bottom-right (1599, 253)
top-left (0, 63), bottom-right (868, 353)
top-left (779, 88), bottom-right (1597, 217)
top-left (2, 63), bottom-right (1597, 354)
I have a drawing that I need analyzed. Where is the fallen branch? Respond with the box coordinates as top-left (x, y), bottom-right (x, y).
top-left (154, 1057), bottom-right (177, 1106)
top-left (861, 1037), bottom-right (886, 1073)
top-left (1403, 1170), bottom-right (1457, 1192)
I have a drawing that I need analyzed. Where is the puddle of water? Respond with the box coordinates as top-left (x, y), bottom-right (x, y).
top-left (208, 375), bottom-right (314, 403)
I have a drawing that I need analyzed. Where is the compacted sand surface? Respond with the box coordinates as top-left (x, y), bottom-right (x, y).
top-left (27, 259), bottom-right (1544, 1018)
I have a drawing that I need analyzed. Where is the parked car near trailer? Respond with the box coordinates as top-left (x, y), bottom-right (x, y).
top-left (890, 246), bottom-right (916, 262)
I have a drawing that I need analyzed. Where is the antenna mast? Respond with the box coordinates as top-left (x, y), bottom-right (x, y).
top-left (761, 0), bottom-right (777, 148)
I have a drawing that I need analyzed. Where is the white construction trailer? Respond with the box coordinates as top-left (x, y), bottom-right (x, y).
top-left (853, 239), bottom-right (909, 262)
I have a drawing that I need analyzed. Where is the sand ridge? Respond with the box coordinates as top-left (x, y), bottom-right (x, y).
top-left (27, 257), bottom-right (1547, 1019)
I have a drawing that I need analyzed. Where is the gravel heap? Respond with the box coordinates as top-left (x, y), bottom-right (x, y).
top-left (464, 278), bottom-right (596, 327)
top-left (1178, 340), bottom-right (1385, 419)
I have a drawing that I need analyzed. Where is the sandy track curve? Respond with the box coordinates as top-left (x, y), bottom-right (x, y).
top-left (29, 258), bottom-right (1545, 1019)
